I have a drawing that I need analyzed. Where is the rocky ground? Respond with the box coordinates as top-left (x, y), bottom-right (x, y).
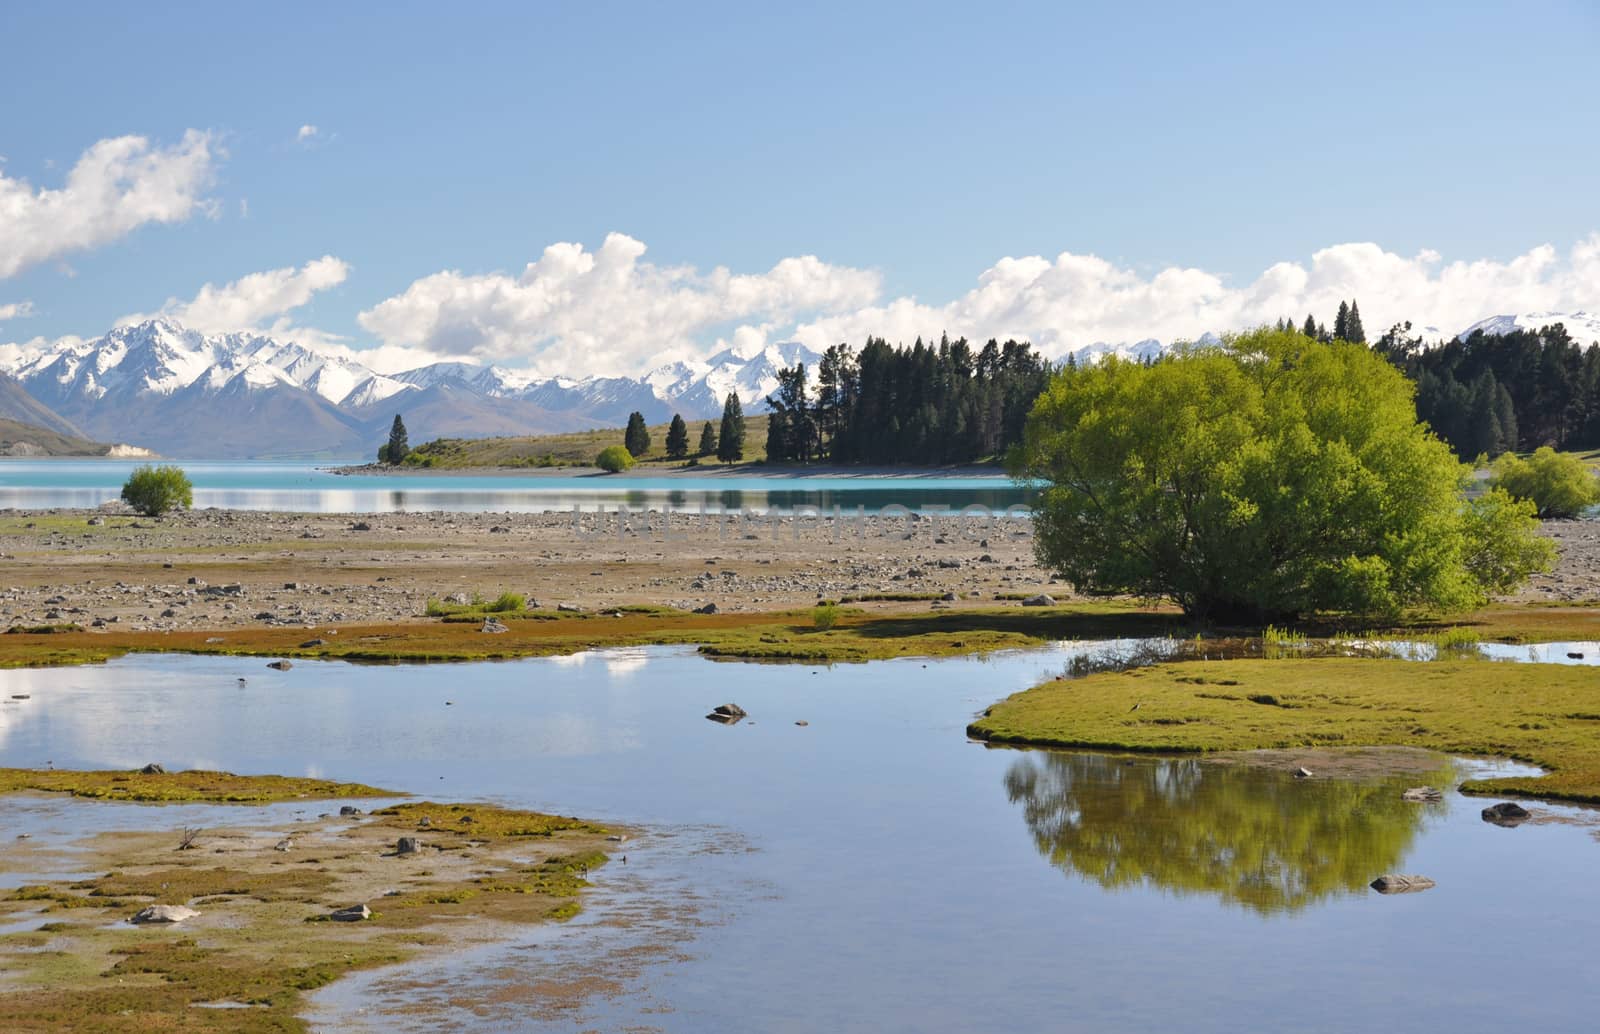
top-left (0, 508), bottom-right (1591, 633)
top-left (0, 507), bottom-right (1052, 632)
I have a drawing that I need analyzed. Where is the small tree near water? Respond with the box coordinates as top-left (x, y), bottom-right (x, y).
top-left (698, 420), bottom-right (718, 457)
top-left (666, 413), bottom-right (690, 459)
top-left (624, 411), bottom-right (651, 458)
top-left (382, 415), bottom-right (410, 465)
top-left (121, 464), bottom-right (193, 516)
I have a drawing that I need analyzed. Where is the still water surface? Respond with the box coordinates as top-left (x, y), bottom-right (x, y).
top-left (0, 459), bottom-right (1031, 514)
top-left (2, 645), bottom-right (1597, 1032)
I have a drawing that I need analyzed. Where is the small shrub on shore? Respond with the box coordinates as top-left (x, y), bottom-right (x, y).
top-left (1490, 447), bottom-right (1600, 518)
top-left (812, 603), bottom-right (840, 631)
top-left (595, 445), bottom-right (635, 473)
top-left (120, 464), bottom-right (193, 516)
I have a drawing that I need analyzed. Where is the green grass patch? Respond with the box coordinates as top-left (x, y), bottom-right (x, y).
top-left (0, 768), bottom-right (396, 803)
top-left (970, 657), bottom-right (1600, 803)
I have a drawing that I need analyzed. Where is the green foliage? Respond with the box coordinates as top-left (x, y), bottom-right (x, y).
top-left (811, 602), bottom-right (840, 630)
top-left (386, 414), bottom-right (410, 465)
top-left (665, 413), bottom-right (689, 459)
top-left (119, 464), bottom-right (193, 516)
top-left (698, 420), bottom-right (717, 457)
top-left (623, 411), bottom-right (650, 457)
top-left (1489, 446), bottom-right (1600, 518)
top-left (1011, 327), bottom-right (1553, 622)
top-left (717, 392), bottom-right (745, 462)
top-left (595, 445), bottom-right (635, 472)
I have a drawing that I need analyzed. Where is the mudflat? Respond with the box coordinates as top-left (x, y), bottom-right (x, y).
top-left (0, 507), bottom-right (1049, 632)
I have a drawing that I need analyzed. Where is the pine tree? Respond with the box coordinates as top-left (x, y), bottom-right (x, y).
top-left (716, 393), bottom-right (745, 463)
top-left (1302, 314), bottom-right (1318, 338)
top-left (665, 413), bottom-right (689, 459)
top-left (385, 415), bottom-right (409, 465)
top-left (623, 411), bottom-right (650, 458)
top-left (698, 420), bottom-right (717, 457)
top-left (1334, 301), bottom-right (1350, 341)
top-left (1493, 383), bottom-right (1519, 453)
top-left (1346, 300), bottom-right (1366, 344)
top-left (765, 409), bottom-right (789, 462)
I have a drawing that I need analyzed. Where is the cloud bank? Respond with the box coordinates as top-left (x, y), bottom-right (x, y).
top-left (119, 256), bottom-right (350, 337)
top-left (0, 130), bottom-right (220, 279)
top-left (356, 232), bottom-right (883, 376)
top-left (350, 234), bottom-right (1600, 374)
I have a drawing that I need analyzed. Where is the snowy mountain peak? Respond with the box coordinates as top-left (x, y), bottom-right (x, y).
top-left (1457, 311), bottom-right (1600, 345)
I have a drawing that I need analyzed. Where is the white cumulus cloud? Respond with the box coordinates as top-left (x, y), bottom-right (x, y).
top-left (0, 130), bottom-right (220, 279)
top-left (782, 236), bottom-right (1600, 356)
top-left (354, 234), bottom-right (1600, 376)
top-left (297, 124), bottom-right (319, 143)
top-left (119, 256), bottom-right (349, 334)
top-left (357, 232), bottom-right (882, 376)
top-left (0, 300), bottom-right (35, 322)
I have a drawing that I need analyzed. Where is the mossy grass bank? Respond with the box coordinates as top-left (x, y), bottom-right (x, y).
top-left (0, 770), bottom-right (615, 1032)
top-left (970, 657), bottom-right (1600, 803)
top-left (0, 768), bottom-right (393, 803)
top-left (0, 601), bottom-right (1190, 668)
top-left (1, 600), bottom-right (1597, 670)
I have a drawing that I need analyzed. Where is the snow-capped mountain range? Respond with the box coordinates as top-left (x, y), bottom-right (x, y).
top-left (1456, 310), bottom-right (1600, 344)
top-left (0, 313), bottom-right (1593, 459)
top-left (0, 319), bottom-right (824, 459)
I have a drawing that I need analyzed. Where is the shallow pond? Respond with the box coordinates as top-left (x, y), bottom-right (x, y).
top-left (2, 645), bottom-right (1598, 1032)
top-left (0, 459), bottom-right (1032, 514)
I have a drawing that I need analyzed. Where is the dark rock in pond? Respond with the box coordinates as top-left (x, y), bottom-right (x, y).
top-left (1401, 786), bottom-right (1444, 802)
top-left (706, 702), bottom-right (747, 724)
top-left (1295, 767), bottom-right (1313, 779)
top-left (1568, 652), bottom-right (1585, 660)
top-left (299, 638), bottom-right (326, 648)
top-left (139, 763), bottom-right (166, 775)
top-left (266, 660), bottom-right (293, 671)
top-left (1482, 801), bottom-right (1531, 826)
top-left (1370, 874), bottom-right (1435, 894)
top-left (795, 720), bottom-right (810, 727)
top-left (396, 837), bottom-right (421, 855)
top-left (1021, 593), bottom-right (1055, 607)
top-left (339, 805), bottom-right (362, 816)
top-left (694, 603), bottom-right (719, 614)
top-left (328, 903), bottom-right (371, 922)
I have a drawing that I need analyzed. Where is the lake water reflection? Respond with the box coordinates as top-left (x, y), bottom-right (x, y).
top-left (1004, 751), bottom-right (1455, 914)
top-left (2, 645), bottom-right (1597, 1032)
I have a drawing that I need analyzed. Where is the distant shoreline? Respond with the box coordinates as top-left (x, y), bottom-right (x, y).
top-left (324, 462), bottom-right (1014, 480)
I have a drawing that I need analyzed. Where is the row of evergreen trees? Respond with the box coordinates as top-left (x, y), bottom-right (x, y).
top-left (1376, 320), bottom-right (1600, 459)
top-left (629, 394), bottom-right (748, 462)
top-left (1273, 299), bottom-right (1367, 345)
top-left (763, 335), bottom-right (1050, 465)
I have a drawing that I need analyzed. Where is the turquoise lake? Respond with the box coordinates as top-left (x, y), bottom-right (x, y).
top-left (0, 459), bottom-right (1032, 514)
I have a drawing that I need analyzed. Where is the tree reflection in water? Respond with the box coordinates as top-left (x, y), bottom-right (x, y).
top-left (1003, 752), bottom-right (1451, 915)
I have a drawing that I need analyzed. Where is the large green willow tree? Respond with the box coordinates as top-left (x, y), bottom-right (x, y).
top-left (1010, 327), bottom-right (1553, 622)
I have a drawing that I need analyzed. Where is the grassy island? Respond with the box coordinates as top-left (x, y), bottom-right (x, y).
top-left (970, 657), bottom-right (1600, 803)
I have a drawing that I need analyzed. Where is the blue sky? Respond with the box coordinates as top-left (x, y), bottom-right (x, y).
top-left (2, 0), bottom-right (1598, 374)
